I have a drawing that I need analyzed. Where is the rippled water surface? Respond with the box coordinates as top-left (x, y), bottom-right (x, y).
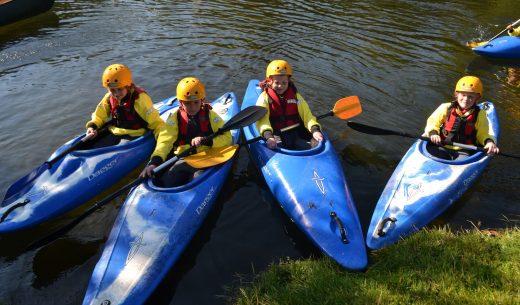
top-left (1, 1), bottom-right (519, 304)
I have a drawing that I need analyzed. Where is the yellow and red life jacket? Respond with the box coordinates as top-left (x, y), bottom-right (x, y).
top-left (265, 82), bottom-right (302, 131)
top-left (174, 103), bottom-right (213, 146)
top-left (108, 87), bottom-right (148, 130)
top-left (440, 102), bottom-right (479, 144)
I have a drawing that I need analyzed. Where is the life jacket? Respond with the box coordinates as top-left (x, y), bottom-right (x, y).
top-left (440, 102), bottom-right (479, 144)
top-left (264, 82), bottom-right (302, 131)
top-left (174, 103), bottom-right (213, 146)
top-left (108, 87), bottom-right (148, 130)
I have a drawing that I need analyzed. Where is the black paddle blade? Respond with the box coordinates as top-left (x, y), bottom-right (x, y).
top-left (347, 121), bottom-right (398, 135)
top-left (347, 121), bottom-right (418, 139)
top-left (498, 152), bottom-right (520, 159)
top-left (222, 106), bottom-right (266, 131)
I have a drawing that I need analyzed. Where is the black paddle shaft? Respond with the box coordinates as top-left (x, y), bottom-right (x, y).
top-left (347, 121), bottom-right (520, 159)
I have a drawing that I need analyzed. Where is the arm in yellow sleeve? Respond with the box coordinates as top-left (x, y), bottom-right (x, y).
top-left (295, 93), bottom-right (321, 132)
top-left (208, 110), bottom-right (232, 148)
top-left (423, 103), bottom-right (450, 137)
top-left (255, 92), bottom-right (273, 137)
top-left (134, 92), bottom-right (165, 139)
top-left (150, 111), bottom-right (178, 163)
top-left (85, 93), bottom-right (111, 129)
top-left (508, 26), bottom-right (520, 36)
top-left (475, 110), bottom-right (496, 146)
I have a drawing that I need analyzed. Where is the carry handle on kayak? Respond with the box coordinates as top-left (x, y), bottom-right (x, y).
top-left (346, 121), bottom-right (520, 159)
top-left (25, 106), bottom-right (267, 252)
top-left (330, 211), bottom-right (349, 244)
top-left (376, 217), bottom-right (397, 237)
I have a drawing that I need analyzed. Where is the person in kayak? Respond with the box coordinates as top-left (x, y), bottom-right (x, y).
top-left (507, 23), bottom-right (520, 36)
top-left (424, 76), bottom-right (500, 160)
top-left (139, 77), bottom-right (232, 187)
top-left (85, 63), bottom-right (166, 151)
top-left (256, 59), bottom-right (323, 150)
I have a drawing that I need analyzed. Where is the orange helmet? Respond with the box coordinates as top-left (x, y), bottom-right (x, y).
top-left (176, 77), bottom-right (206, 102)
top-left (455, 76), bottom-right (483, 96)
top-left (102, 64), bottom-right (133, 88)
top-left (266, 59), bottom-right (293, 79)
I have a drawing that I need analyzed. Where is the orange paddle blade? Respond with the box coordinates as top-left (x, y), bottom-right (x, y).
top-left (332, 96), bottom-right (362, 119)
top-left (184, 144), bottom-right (239, 168)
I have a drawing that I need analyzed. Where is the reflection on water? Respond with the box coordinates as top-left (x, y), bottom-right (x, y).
top-left (0, 12), bottom-right (59, 49)
top-left (506, 67), bottom-right (520, 87)
top-left (0, 0), bottom-right (519, 304)
top-left (32, 238), bottom-right (103, 288)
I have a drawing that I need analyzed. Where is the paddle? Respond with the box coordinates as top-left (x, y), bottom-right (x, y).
top-left (184, 145), bottom-right (240, 168)
top-left (276, 95), bottom-right (362, 134)
top-left (467, 19), bottom-right (520, 48)
top-left (317, 95), bottom-right (362, 120)
top-left (25, 106), bottom-right (267, 251)
top-left (185, 136), bottom-right (265, 168)
top-left (347, 121), bottom-right (520, 159)
top-left (3, 130), bottom-right (101, 201)
top-left (185, 96), bottom-right (362, 168)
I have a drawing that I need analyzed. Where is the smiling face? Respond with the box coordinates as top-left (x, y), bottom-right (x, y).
top-left (181, 100), bottom-right (202, 116)
top-left (268, 75), bottom-right (290, 95)
top-left (455, 91), bottom-right (480, 111)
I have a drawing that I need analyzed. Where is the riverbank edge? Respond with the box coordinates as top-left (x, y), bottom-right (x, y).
top-left (230, 227), bottom-right (520, 305)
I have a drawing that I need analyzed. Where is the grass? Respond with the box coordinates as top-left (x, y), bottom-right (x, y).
top-left (231, 227), bottom-right (520, 305)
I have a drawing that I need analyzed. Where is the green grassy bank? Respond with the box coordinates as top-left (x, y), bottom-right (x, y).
top-left (231, 228), bottom-right (520, 305)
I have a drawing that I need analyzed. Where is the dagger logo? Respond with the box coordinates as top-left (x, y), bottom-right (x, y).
top-left (312, 170), bottom-right (325, 194)
top-left (126, 232), bottom-right (143, 265)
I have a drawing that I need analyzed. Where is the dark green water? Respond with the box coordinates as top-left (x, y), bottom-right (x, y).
top-left (0, 1), bottom-right (519, 304)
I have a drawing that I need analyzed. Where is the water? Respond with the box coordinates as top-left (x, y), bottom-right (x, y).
top-left (1, 0), bottom-right (519, 304)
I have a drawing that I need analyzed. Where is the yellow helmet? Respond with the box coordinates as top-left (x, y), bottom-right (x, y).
top-left (266, 59), bottom-right (293, 79)
top-left (176, 77), bottom-right (206, 102)
top-left (455, 76), bottom-right (483, 96)
top-left (102, 64), bottom-right (133, 88)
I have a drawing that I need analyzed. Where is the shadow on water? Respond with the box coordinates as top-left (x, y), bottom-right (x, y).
top-left (338, 143), bottom-right (398, 231)
top-left (0, 11), bottom-right (60, 49)
top-left (32, 238), bottom-right (103, 289)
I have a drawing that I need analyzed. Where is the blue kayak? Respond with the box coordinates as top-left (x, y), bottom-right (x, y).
top-left (82, 92), bottom-right (240, 305)
top-left (472, 36), bottom-right (520, 59)
top-left (241, 80), bottom-right (367, 271)
top-left (0, 100), bottom-right (178, 233)
top-left (366, 102), bottom-right (500, 250)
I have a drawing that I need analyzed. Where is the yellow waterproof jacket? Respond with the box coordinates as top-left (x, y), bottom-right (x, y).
top-left (86, 89), bottom-right (167, 157)
top-left (508, 26), bottom-right (520, 36)
top-left (151, 108), bottom-right (232, 162)
top-left (423, 102), bottom-right (496, 150)
top-left (255, 90), bottom-right (321, 137)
